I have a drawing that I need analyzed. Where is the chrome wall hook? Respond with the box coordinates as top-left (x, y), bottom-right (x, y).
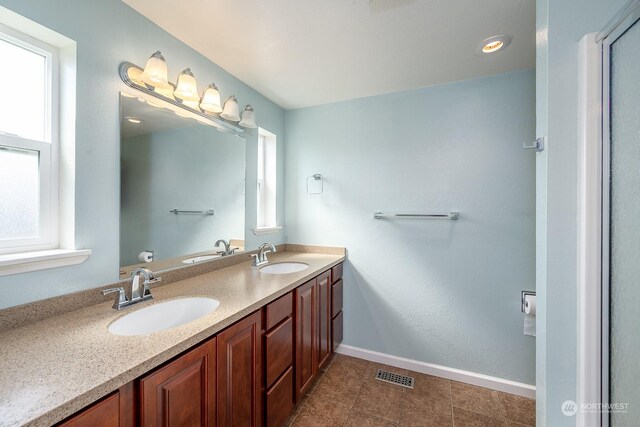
top-left (523, 137), bottom-right (545, 152)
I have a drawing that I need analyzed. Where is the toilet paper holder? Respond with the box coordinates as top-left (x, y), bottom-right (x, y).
top-left (521, 291), bottom-right (536, 313)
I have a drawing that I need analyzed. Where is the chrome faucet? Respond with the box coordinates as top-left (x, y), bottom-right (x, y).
top-left (252, 242), bottom-right (276, 266)
top-left (102, 267), bottom-right (161, 310)
top-left (215, 239), bottom-right (239, 256)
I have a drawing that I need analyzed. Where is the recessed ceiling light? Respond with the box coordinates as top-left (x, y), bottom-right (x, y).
top-left (125, 117), bottom-right (143, 124)
top-left (477, 35), bottom-right (512, 54)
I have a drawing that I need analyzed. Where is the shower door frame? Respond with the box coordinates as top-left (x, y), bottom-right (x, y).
top-left (600, 5), bottom-right (640, 426)
top-left (578, 2), bottom-right (640, 426)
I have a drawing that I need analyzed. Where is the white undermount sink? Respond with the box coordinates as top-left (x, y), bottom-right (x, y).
top-left (182, 254), bottom-right (221, 264)
top-left (259, 262), bottom-right (310, 274)
top-left (108, 297), bottom-right (220, 336)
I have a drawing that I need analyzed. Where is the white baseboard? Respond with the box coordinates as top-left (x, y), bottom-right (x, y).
top-left (335, 344), bottom-right (536, 399)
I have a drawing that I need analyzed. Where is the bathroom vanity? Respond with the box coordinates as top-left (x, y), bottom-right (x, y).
top-left (0, 249), bottom-right (344, 426)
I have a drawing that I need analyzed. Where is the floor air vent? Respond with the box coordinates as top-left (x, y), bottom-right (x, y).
top-left (374, 369), bottom-right (415, 389)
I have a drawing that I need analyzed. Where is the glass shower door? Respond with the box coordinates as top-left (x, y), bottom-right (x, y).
top-left (608, 15), bottom-right (640, 427)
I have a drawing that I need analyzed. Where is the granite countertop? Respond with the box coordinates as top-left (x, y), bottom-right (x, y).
top-left (0, 250), bottom-right (344, 427)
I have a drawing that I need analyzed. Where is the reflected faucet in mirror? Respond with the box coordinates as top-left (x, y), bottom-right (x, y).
top-left (215, 239), bottom-right (239, 256)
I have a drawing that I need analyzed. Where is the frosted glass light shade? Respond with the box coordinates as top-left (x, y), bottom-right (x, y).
top-left (174, 68), bottom-right (200, 103)
top-left (200, 83), bottom-right (222, 113)
top-left (239, 105), bottom-right (257, 128)
top-left (220, 95), bottom-right (240, 121)
top-left (181, 99), bottom-right (200, 110)
top-left (140, 51), bottom-right (171, 90)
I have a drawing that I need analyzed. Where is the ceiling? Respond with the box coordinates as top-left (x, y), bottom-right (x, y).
top-left (122, 0), bottom-right (535, 110)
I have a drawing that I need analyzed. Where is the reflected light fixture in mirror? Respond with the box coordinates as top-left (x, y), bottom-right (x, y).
top-left (239, 105), bottom-right (257, 128)
top-left (200, 83), bottom-right (222, 113)
top-left (220, 95), bottom-right (240, 122)
top-left (125, 116), bottom-right (143, 124)
top-left (140, 51), bottom-right (172, 90)
top-left (174, 68), bottom-right (200, 103)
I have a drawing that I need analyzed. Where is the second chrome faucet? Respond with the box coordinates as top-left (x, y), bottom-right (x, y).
top-left (251, 242), bottom-right (276, 266)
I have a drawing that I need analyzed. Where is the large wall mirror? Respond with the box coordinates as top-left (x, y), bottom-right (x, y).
top-left (119, 93), bottom-right (246, 277)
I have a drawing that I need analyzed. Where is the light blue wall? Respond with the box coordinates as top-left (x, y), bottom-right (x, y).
top-left (120, 126), bottom-right (245, 266)
top-left (537, 0), bottom-right (627, 425)
top-left (0, 0), bottom-right (286, 309)
top-left (285, 70), bottom-right (536, 384)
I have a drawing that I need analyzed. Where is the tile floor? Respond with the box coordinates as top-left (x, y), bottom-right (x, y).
top-left (285, 354), bottom-right (535, 427)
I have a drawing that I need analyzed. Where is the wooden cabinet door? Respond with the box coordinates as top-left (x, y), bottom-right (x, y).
top-left (217, 311), bottom-right (262, 427)
top-left (295, 278), bottom-right (317, 401)
top-left (316, 270), bottom-right (332, 370)
top-left (139, 338), bottom-right (216, 427)
top-left (58, 383), bottom-right (134, 427)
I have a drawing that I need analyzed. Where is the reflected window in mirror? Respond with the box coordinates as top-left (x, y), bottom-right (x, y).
top-left (257, 128), bottom-right (277, 229)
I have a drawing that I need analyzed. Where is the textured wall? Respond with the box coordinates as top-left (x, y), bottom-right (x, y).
top-left (285, 70), bottom-right (536, 384)
top-left (0, 0), bottom-right (285, 308)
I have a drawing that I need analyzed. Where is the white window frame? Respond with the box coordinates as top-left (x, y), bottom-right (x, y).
top-left (256, 128), bottom-right (278, 232)
top-left (0, 23), bottom-right (59, 255)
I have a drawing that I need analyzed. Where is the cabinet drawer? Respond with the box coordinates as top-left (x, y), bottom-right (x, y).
top-left (265, 316), bottom-right (293, 388)
top-left (332, 310), bottom-right (344, 352)
top-left (264, 292), bottom-right (293, 331)
top-left (331, 263), bottom-right (343, 283)
top-left (266, 367), bottom-right (294, 427)
top-left (58, 392), bottom-right (120, 427)
top-left (332, 279), bottom-right (343, 317)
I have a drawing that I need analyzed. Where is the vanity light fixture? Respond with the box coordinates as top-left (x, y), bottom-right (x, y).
top-left (200, 83), bottom-right (223, 113)
top-left (119, 55), bottom-right (246, 134)
top-left (239, 105), bottom-right (257, 128)
top-left (477, 35), bottom-right (512, 54)
top-left (139, 51), bottom-right (171, 90)
top-left (173, 68), bottom-right (200, 103)
top-left (220, 95), bottom-right (241, 122)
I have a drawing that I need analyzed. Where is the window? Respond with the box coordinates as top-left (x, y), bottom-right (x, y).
top-left (256, 128), bottom-right (277, 229)
top-left (0, 24), bottom-right (58, 254)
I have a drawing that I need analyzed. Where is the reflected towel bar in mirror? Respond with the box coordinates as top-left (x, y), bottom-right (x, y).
top-left (170, 209), bottom-right (215, 215)
top-left (373, 212), bottom-right (459, 220)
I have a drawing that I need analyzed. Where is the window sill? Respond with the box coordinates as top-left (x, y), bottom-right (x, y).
top-left (0, 249), bottom-right (91, 277)
top-left (252, 226), bottom-right (283, 236)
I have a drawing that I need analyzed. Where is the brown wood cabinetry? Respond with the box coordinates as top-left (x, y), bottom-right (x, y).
top-left (265, 317), bottom-right (293, 388)
top-left (294, 264), bottom-right (345, 401)
top-left (60, 262), bottom-right (345, 427)
top-left (331, 265), bottom-right (344, 352)
top-left (217, 311), bottom-right (262, 427)
top-left (264, 292), bottom-right (292, 330)
top-left (58, 383), bottom-right (135, 427)
top-left (263, 292), bottom-right (294, 426)
top-left (294, 278), bottom-right (317, 401)
top-left (317, 270), bottom-right (332, 370)
top-left (265, 367), bottom-right (294, 427)
top-left (139, 338), bottom-right (216, 427)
